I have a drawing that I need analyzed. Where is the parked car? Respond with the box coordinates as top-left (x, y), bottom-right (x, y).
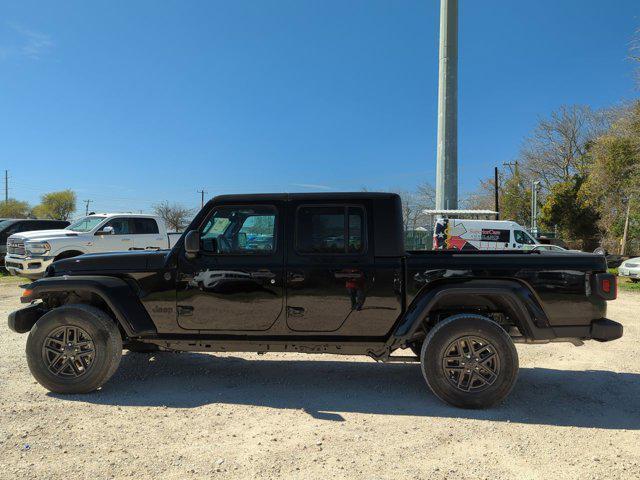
top-left (8, 193), bottom-right (621, 409)
top-left (618, 258), bottom-right (640, 282)
top-left (5, 213), bottom-right (177, 279)
top-left (433, 218), bottom-right (539, 251)
top-left (0, 219), bottom-right (70, 264)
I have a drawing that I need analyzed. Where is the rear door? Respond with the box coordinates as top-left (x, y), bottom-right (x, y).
top-left (133, 218), bottom-right (165, 250)
top-left (285, 202), bottom-right (373, 332)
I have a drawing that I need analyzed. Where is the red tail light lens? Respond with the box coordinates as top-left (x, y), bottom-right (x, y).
top-left (593, 273), bottom-right (616, 300)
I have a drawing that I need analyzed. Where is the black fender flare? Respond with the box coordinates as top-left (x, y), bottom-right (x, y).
top-left (391, 278), bottom-right (552, 344)
top-left (23, 275), bottom-right (157, 337)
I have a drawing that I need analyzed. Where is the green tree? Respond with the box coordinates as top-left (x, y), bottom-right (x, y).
top-left (539, 176), bottom-right (600, 249)
top-left (500, 166), bottom-right (531, 227)
top-left (582, 102), bottom-right (640, 253)
top-left (33, 190), bottom-right (77, 220)
top-left (0, 199), bottom-right (31, 218)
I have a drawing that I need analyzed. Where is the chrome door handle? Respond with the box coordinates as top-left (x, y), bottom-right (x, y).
top-left (251, 270), bottom-right (276, 279)
top-left (287, 272), bottom-right (305, 283)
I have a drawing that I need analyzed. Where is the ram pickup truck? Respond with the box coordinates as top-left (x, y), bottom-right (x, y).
top-left (5, 213), bottom-right (179, 279)
top-left (8, 193), bottom-right (622, 409)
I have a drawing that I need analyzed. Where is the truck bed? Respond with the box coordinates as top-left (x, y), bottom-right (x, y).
top-left (405, 249), bottom-right (609, 327)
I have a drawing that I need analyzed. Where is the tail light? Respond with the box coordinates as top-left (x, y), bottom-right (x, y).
top-left (593, 273), bottom-right (617, 300)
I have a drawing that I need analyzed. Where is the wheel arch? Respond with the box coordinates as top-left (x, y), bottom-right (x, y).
top-left (23, 275), bottom-right (157, 338)
top-left (53, 249), bottom-right (86, 261)
top-left (392, 278), bottom-right (551, 346)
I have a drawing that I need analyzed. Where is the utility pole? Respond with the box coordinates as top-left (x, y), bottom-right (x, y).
top-left (84, 199), bottom-right (92, 216)
top-left (197, 189), bottom-right (207, 208)
top-left (531, 180), bottom-right (540, 236)
top-left (621, 196), bottom-right (632, 256)
top-left (435, 0), bottom-right (458, 210)
top-left (494, 166), bottom-right (500, 220)
top-left (4, 170), bottom-right (8, 203)
top-left (502, 160), bottom-right (518, 176)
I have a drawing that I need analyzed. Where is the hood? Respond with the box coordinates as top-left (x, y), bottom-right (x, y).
top-left (49, 250), bottom-right (169, 275)
top-left (10, 229), bottom-right (82, 241)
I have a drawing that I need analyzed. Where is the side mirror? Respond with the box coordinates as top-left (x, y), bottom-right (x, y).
top-left (184, 230), bottom-right (200, 258)
top-left (97, 226), bottom-right (115, 235)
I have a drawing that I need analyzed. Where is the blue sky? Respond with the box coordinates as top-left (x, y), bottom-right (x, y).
top-left (0, 0), bottom-right (638, 215)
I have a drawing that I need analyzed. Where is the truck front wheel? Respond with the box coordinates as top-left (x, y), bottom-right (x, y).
top-left (26, 304), bottom-right (123, 394)
top-left (420, 314), bottom-right (519, 409)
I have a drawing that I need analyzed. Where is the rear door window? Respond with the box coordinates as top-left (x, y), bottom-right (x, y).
top-left (296, 205), bottom-right (365, 254)
top-left (133, 218), bottom-right (159, 234)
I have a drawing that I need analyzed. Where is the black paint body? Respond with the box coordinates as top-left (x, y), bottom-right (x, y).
top-left (17, 193), bottom-right (618, 357)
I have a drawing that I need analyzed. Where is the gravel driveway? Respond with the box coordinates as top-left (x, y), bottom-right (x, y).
top-left (0, 281), bottom-right (638, 480)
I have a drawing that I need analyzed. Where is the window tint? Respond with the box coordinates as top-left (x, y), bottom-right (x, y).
top-left (5, 222), bottom-right (22, 235)
top-left (514, 230), bottom-right (536, 245)
top-left (133, 218), bottom-right (159, 234)
top-left (200, 206), bottom-right (276, 254)
top-left (296, 206), bottom-right (365, 254)
top-left (103, 218), bottom-right (132, 235)
top-left (348, 210), bottom-right (364, 253)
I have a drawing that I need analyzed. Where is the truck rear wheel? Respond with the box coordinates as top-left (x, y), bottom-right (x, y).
top-left (420, 314), bottom-right (518, 409)
top-left (26, 304), bottom-right (122, 394)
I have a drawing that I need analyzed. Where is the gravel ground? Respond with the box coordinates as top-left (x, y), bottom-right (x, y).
top-left (1, 281), bottom-right (639, 480)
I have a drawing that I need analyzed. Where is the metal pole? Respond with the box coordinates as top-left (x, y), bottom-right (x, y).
top-left (435, 0), bottom-right (458, 210)
top-left (531, 181), bottom-right (540, 236)
top-left (494, 166), bottom-right (499, 220)
top-left (4, 170), bottom-right (7, 203)
top-left (621, 197), bottom-right (631, 256)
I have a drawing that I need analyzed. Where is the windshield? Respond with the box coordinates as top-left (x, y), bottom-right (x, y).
top-left (0, 220), bottom-right (15, 231)
top-left (66, 216), bottom-right (105, 232)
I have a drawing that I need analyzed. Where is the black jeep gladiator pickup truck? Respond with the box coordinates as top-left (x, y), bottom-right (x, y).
top-left (8, 193), bottom-right (622, 408)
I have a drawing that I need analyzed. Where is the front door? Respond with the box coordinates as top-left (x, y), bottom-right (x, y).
top-left (285, 203), bottom-right (373, 332)
top-left (176, 203), bottom-right (284, 331)
top-left (95, 217), bottom-right (134, 251)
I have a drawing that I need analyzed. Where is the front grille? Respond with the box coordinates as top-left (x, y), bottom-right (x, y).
top-left (7, 239), bottom-right (25, 256)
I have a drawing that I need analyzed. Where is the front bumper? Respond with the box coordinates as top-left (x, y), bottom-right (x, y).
top-left (8, 303), bottom-right (46, 333)
top-left (618, 267), bottom-right (640, 279)
top-left (4, 254), bottom-right (54, 278)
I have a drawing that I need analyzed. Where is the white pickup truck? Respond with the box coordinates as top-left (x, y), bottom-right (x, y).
top-left (5, 213), bottom-right (180, 279)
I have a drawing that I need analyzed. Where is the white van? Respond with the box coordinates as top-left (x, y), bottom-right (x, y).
top-left (432, 218), bottom-right (538, 251)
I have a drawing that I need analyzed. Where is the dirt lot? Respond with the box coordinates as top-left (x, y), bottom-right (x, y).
top-left (0, 281), bottom-right (639, 480)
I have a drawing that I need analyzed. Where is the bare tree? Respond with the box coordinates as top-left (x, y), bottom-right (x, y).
top-left (153, 201), bottom-right (193, 232)
top-left (519, 105), bottom-right (609, 190)
top-left (631, 28), bottom-right (640, 87)
top-left (394, 182), bottom-right (436, 232)
top-left (462, 177), bottom-right (497, 211)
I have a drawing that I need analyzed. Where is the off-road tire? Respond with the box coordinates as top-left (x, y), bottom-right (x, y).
top-left (26, 304), bottom-right (122, 394)
top-left (420, 314), bottom-right (518, 409)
